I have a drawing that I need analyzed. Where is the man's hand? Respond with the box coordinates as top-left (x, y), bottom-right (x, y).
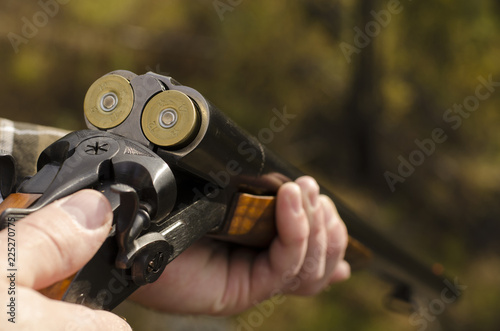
top-left (0, 190), bottom-right (131, 331)
top-left (131, 176), bottom-right (350, 315)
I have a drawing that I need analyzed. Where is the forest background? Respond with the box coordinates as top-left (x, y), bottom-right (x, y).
top-left (1, 1), bottom-right (498, 330)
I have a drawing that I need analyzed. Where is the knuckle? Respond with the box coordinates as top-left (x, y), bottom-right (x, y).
top-left (290, 212), bottom-right (311, 246)
top-left (308, 220), bottom-right (323, 239)
top-left (327, 212), bottom-right (348, 243)
top-left (308, 207), bottom-right (326, 238)
top-left (23, 221), bottom-right (69, 268)
top-left (296, 176), bottom-right (320, 194)
top-left (295, 230), bottom-right (310, 247)
top-left (326, 233), bottom-right (348, 259)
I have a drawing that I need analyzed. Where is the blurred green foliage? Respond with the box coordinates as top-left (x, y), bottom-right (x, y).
top-left (1, 0), bottom-right (499, 330)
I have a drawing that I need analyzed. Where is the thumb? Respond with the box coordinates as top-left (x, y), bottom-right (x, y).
top-left (0, 189), bottom-right (113, 289)
top-left (0, 190), bottom-right (132, 330)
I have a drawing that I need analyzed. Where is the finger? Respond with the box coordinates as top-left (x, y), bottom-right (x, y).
top-left (251, 182), bottom-right (309, 299)
top-left (267, 181), bottom-right (309, 275)
top-left (0, 287), bottom-right (131, 330)
top-left (329, 260), bottom-right (351, 284)
top-left (321, 194), bottom-right (350, 284)
top-left (0, 190), bottom-right (113, 289)
top-left (294, 177), bottom-right (328, 289)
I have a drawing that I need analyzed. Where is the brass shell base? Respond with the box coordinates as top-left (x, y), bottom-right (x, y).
top-left (141, 90), bottom-right (199, 147)
top-left (84, 74), bottom-right (134, 129)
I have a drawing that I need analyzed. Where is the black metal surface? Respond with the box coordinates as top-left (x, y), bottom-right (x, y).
top-left (112, 184), bottom-right (154, 270)
top-left (62, 233), bottom-right (139, 310)
top-left (0, 153), bottom-right (16, 198)
top-left (11, 130), bottom-right (176, 220)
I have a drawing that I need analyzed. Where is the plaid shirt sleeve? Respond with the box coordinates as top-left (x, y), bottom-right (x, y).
top-left (0, 117), bottom-right (68, 180)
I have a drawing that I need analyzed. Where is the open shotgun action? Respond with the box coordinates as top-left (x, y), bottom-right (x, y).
top-left (0, 71), bottom-right (457, 312)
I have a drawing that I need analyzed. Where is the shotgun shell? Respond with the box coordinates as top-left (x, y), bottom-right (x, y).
top-left (84, 74), bottom-right (134, 129)
top-left (141, 90), bottom-right (199, 147)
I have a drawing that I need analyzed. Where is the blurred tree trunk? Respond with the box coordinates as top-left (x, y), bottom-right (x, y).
top-left (301, 0), bottom-right (383, 185)
top-left (342, 0), bottom-right (383, 185)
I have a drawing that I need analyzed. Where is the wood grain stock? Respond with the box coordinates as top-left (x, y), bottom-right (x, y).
top-left (216, 192), bottom-right (372, 268)
top-left (0, 193), bottom-right (41, 215)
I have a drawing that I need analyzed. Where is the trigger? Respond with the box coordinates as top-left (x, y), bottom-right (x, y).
top-left (111, 184), bottom-right (172, 286)
top-left (112, 184), bottom-right (151, 269)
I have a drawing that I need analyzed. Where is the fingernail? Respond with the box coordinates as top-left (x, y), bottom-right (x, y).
top-left (288, 184), bottom-right (302, 214)
top-left (60, 190), bottom-right (111, 230)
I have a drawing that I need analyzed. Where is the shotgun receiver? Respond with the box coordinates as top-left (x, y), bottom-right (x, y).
top-left (0, 71), bottom-right (456, 312)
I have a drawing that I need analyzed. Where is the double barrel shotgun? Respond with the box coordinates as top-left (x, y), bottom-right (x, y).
top-left (0, 71), bottom-right (458, 314)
